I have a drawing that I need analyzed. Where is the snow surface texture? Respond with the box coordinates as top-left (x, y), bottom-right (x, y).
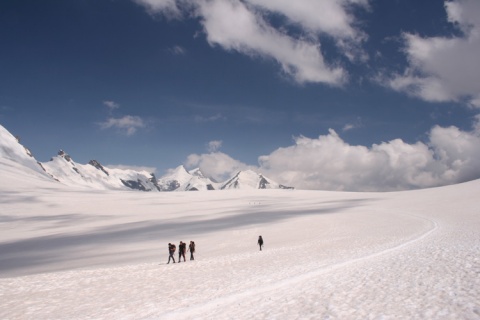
top-left (1, 127), bottom-right (480, 319)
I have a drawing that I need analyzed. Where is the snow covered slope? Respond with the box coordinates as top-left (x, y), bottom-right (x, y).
top-left (221, 169), bottom-right (293, 190)
top-left (0, 125), bottom-right (50, 177)
top-left (41, 150), bottom-right (160, 191)
top-left (156, 165), bottom-right (217, 191)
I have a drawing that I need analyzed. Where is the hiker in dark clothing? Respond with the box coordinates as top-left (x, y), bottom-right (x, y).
top-left (258, 235), bottom-right (264, 251)
top-left (167, 243), bottom-right (176, 264)
top-left (178, 241), bottom-right (187, 262)
top-left (188, 241), bottom-right (195, 260)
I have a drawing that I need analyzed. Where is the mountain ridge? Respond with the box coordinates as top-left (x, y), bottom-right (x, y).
top-left (0, 124), bottom-right (293, 192)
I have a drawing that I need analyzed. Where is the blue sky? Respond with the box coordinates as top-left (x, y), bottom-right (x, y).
top-left (2, 0), bottom-right (480, 191)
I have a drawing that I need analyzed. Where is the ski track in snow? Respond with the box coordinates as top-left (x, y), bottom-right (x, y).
top-left (159, 212), bottom-right (441, 320)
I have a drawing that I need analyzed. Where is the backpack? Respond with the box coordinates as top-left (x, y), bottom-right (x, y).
top-left (190, 242), bottom-right (195, 252)
top-left (180, 243), bottom-right (186, 253)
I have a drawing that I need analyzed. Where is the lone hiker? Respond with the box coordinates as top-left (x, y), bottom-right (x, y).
top-left (178, 241), bottom-right (187, 262)
top-left (258, 235), bottom-right (264, 251)
top-left (167, 243), bottom-right (176, 264)
top-left (188, 241), bottom-right (195, 260)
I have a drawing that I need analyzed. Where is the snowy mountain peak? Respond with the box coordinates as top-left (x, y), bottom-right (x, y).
top-left (157, 166), bottom-right (216, 191)
top-left (221, 170), bottom-right (293, 190)
top-left (57, 149), bottom-right (72, 162)
top-left (189, 167), bottom-right (205, 178)
top-left (0, 124), bottom-right (49, 177)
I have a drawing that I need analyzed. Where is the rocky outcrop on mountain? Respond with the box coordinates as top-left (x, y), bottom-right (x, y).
top-left (221, 170), bottom-right (293, 190)
top-left (89, 160), bottom-right (109, 176)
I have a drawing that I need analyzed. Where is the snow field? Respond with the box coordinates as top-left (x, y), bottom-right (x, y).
top-left (1, 165), bottom-right (480, 319)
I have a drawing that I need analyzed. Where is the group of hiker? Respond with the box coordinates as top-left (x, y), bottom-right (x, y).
top-left (167, 236), bottom-right (264, 264)
top-left (167, 241), bottom-right (195, 264)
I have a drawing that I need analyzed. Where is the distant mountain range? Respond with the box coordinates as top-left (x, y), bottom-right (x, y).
top-left (0, 124), bottom-right (293, 192)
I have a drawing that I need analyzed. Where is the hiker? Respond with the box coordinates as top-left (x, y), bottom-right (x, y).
top-left (258, 235), bottom-right (264, 251)
top-left (188, 241), bottom-right (195, 260)
top-left (168, 243), bottom-right (176, 264)
top-left (178, 241), bottom-right (187, 262)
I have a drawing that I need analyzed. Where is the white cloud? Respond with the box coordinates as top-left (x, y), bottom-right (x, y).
top-left (342, 117), bottom-right (363, 132)
top-left (134, 0), bottom-right (361, 85)
top-left (342, 124), bottom-right (355, 132)
top-left (133, 0), bottom-right (182, 18)
top-left (257, 124), bottom-right (480, 191)
top-left (99, 115), bottom-right (146, 136)
top-left (103, 100), bottom-right (120, 111)
top-left (387, 0), bottom-right (480, 107)
top-left (245, 0), bottom-right (369, 62)
top-left (178, 120), bottom-right (480, 191)
top-left (169, 45), bottom-right (186, 55)
top-left (107, 164), bottom-right (157, 174)
top-left (246, 0), bottom-right (367, 38)
top-left (473, 114), bottom-right (480, 133)
top-left (195, 0), bottom-right (346, 85)
top-left (185, 151), bottom-right (254, 182)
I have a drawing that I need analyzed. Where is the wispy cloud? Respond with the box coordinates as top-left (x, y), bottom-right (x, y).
top-left (133, 0), bottom-right (182, 18)
top-left (168, 45), bottom-right (186, 55)
top-left (99, 115), bottom-right (146, 136)
top-left (194, 113), bottom-right (226, 123)
top-left (99, 100), bottom-right (145, 136)
top-left (103, 100), bottom-right (120, 111)
top-left (207, 140), bottom-right (222, 152)
top-left (342, 124), bottom-right (356, 132)
top-left (342, 117), bottom-right (363, 132)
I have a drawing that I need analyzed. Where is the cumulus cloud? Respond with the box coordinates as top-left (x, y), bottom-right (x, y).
top-left (246, 0), bottom-right (367, 38)
top-left (185, 151), bottom-right (254, 182)
top-left (107, 164), bottom-right (157, 174)
top-left (387, 0), bottom-right (480, 107)
top-left (99, 115), bottom-right (146, 136)
top-left (257, 124), bottom-right (480, 191)
top-left (245, 0), bottom-right (369, 62)
top-left (196, 0), bottom-right (346, 84)
top-left (133, 0), bottom-right (369, 85)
